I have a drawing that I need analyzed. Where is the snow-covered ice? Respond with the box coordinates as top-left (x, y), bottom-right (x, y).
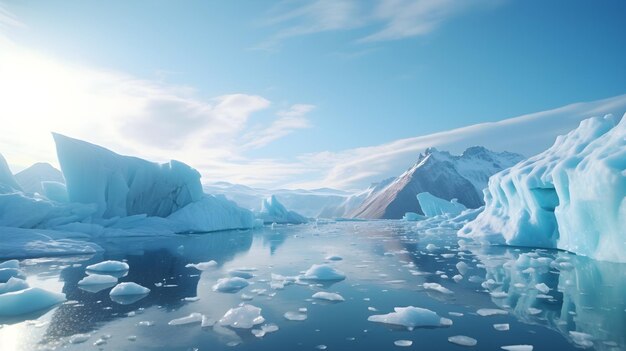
top-left (185, 260), bottom-right (217, 271)
top-left (367, 306), bottom-right (452, 330)
top-left (86, 260), bottom-right (129, 272)
top-left (78, 274), bottom-right (118, 286)
top-left (460, 115), bottom-right (626, 263)
top-left (109, 282), bottom-right (150, 296)
top-left (212, 277), bottom-right (250, 293)
top-left (448, 335), bottom-right (477, 347)
top-left (218, 305), bottom-right (265, 329)
top-left (0, 287), bottom-right (66, 316)
top-left (301, 264), bottom-right (346, 281)
top-left (312, 291), bottom-right (345, 302)
top-left (423, 282), bottom-right (453, 294)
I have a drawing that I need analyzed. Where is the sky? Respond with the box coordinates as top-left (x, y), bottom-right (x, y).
top-left (0, 0), bottom-right (625, 190)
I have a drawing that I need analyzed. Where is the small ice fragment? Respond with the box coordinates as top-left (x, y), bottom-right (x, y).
top-left (137, 321), bottom-right (154, 326)
top-left (284, 311), bottom-right (307, 321)
top-left (448, 335), bottom-right (477, 347)
top-left (228, 270), bottom-right (254, 279)
top-left (86, 260), bottom-right (129, 272)
top-left (315, 345), bottom-right (327, 350)
top-left (569, 331), bottom-right (594, 348)
top-left (218, 304), bottom-right (265, 329)
top-left (185, 261), bottom-right (217, 271)
top-left (201, 315), bottom-right (216, 327)
top-left (168, 312), bottom-right (203, 326)
top-left (501, 345), bottom-right (533, 351)
top-left (212, 277), bottom-right (249, 293)
top-left (490, 291), bottom-right (508, 298)
top-left (477, 308), bottom-right (508, 317)
top-left (69, 333), bottom-right (90, 344)
top-left (301, 264), bottom-right (346, 281)
top-left (452, 274), bottom-right (463, 282)
top-left (449, 312), bottom-right (463, 317)
top-left (109, 282), bottom-right (150, 296)
top-left (527, 307), bottom-right (542, 315)
top-left (423, 282), bottom-right (453, 294)
top-left (312, 292), bottom-right (345, 302)
top-left (493, 323), bottom-right (510, 331)
top-left (93, 338), bottom-right (107, 346)
top-left (127, 335), bottom-right (137, 341)
top-left (426, 244), bottom-right (437, 251)
top-left (456, 261), bottom-right (469, 275)
top-left (78, 274), bottom-right (117, 286)
top-left (394, 339), bottom-right (413, 347)
top-left (534, 283), bottom-right (550, 294)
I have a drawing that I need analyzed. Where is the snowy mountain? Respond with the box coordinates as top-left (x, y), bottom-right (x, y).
top-left (14, 162), bottom-right (64, 195)
top-left (349, 147), bottom-right (524, 219)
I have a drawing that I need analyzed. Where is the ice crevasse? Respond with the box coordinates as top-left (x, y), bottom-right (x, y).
top-left (459, 114), bottom-right (626, 263)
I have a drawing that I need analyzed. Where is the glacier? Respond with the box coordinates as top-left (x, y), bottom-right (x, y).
top-left (256, 195), bottom-right (307, 224)
top-left (460, 114), bottom-right (626, 263)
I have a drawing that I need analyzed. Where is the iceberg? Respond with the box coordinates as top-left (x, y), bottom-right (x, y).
top-left (0, 287), bottom-right (66, 316)
top-left (109, 282), bottom-right (150, 296)
top-left (167, 195), bottom-right (255, 232)
top-left (41, 181), bottom-right (69, 202)
top-left (460, 114), bottom-right (626, 263)
top-left (256, 195), bottom-right (307, 224)
top-left (417, 192), bottom-right (467, 217)
top-left (0, 153), bottom-right (22, 193)
top-left (301, 264), bottom-right (346, 281)
top-left (86, 260), bottom-right (129, 272)
top-left (312, 291), bottom-right (345, 302)
top-left (0, 277), bottom-right (29, 294)
top-left (402, 212), bottom-right (426, 221)
top-left (53, 133), bottom-right (203, 218)
top-left (14, 162), bottom-right (65, 195)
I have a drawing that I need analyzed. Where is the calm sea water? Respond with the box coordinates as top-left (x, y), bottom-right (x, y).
top-left (1, 221), bottom-right (624, 350)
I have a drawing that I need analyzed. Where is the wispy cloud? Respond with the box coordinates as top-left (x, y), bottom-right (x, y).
top-left (258, 0), bottom-right (503, 48)
top-left (242, 104), bottom-right (314, 149)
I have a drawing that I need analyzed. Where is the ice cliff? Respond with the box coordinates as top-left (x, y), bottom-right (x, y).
top-left (256, 195), bottom-right (307, 224)
top-left (460, 114), bottom-right (625, 263)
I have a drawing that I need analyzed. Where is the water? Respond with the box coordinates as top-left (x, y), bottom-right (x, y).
top-left (1, 221), bottom-right (624, 350)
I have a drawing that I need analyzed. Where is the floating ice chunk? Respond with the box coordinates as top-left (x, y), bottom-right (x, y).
top-left (402, 212), bottom-right (425, 221)
top-left (312, 291), bottom-right (345, 302)
top-left (569, 331), bottom-right (594, 348)
top-left (490, 291), bottom-right (508, 298)
top-left (251, 323), bottom-right (279, 338)
top-left (477, 308), bottom-right (508, 316)
top-left (185, 260), bottom-right (217, 271)
top-left (456, 261), bottom-right (469, 275)
top-left (301, 264), bottom-right (346, 281)
top-left (201, 315), bottom-right (216, 327)
top-left (78, 274), bottom-right (117, 286)
top-left (501, 345), bottom-right (533, 351)
top-left (452, 274), bottom-right (463, 282)
top-left (0, 259), bottom-right (19, 269)
top-left (325, 255), bottom-right (343, 261)
top-left (417, 192), bottom-right (467, 217)
top-left (284, 311), bottom-right (307, 321)
top-left (534, 283), bottom-right (550, 294)
top-left (527, 307), bottom-right (542, 315)
top-left (367, 306), bottom-right (452, 330)
top-left (0, 268), bottom-right (25, 282)
top-left (86, 260), bottom-right (129, 272)
top-left (69, 333), bottom-right (90, 344)
top-left (212, 277), bottom-right (249, 293)
top-left (228, 270), bottom-right (254, 279)
top-left (448, 335), bottom-right (477, 347)
top-left (168, 312), bottom-right (203, 326)
top-left (493, 323), bottom-right (510, 331)
top-left (0, 287), bottom-right (65, 316)
top-left (0, 277), bottom-right (29, 294)
top-left (423, 282), bottom-right (453, 294)
top-left (218, 304), bottom-right (265, 329)
top-left (425, 244), bottom-right (438, 251)
top-left (394, 339), bottom-right (413, 347)
top-left (110, 282), bottom-right (150, 296)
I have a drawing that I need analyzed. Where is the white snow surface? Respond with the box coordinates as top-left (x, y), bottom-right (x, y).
top-left (0, 287), bottom-right (66, 316)
top-left (460, 114), bottom-right (626, 263)
top-left (417, 192), bottom-right (467, 217)
top-left (368, 306), bottom-right (452, 330)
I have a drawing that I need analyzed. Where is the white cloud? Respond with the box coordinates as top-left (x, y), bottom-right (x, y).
top-left (0, 39), bottom-right (312, 186)
top-left (241, 104), bottom-right (314, 149)
top-left (259, 0), bottom-right (503, 48)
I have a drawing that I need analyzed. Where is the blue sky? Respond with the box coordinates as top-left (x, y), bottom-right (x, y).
top-left (1, 0), bottom-right (625, 189)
